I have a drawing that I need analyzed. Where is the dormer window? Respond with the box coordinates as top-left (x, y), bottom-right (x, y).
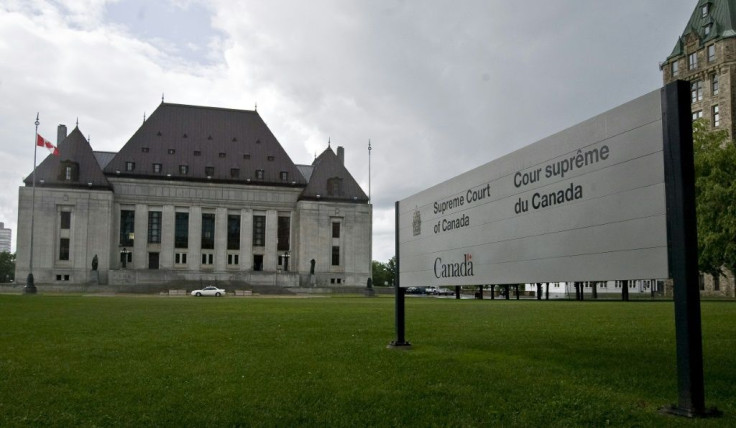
top-left (280, 171), bottom-right (288, 182)
top-left (704, 23), bottom-right (712, 36)
top-left (168, 149), bottom-right (175, 155)
top-left (243, 154), bottom-right (251, 160)
top-left (125, 161), bottom-right (135, 172)
top-left (230, 168), bottom-right (240, 178)
top-left (267, 156), bottom-right (275, 161)
top-left (327, 177), bottom-right (343, 196)
top-left (59, 161), bottom-right (79, 182)
top-left (205, 166), bottom-right (214, 176)
top-left (219, 152), bottom-right (226, 158)
top-left (141, 147), bottom-right (149, 153)
top-left (194, 150), bottom-right (201, 157)
top-left (255, 169), bottom-right (264, 180)
top-left (153, 163), bottom-right (162, 173)
top-left (179, 165), bottom-right (188, 175)
top-left (702, 3), bottom-right (710, 17)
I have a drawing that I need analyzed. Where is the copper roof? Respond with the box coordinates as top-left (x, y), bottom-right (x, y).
top-left (103, 103), bottom-right (307, 186)
top-left (24, 127), bottom-right (111, 190)
top-left (299, 146), bottom-right (369, 203)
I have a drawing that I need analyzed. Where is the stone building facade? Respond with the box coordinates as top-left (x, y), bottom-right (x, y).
top-left (0, 222), bottom-right (11, 253)
top-left (661, 0), bottom-right (735, 297)
top-left (15, 103), bottom-right (372, 291)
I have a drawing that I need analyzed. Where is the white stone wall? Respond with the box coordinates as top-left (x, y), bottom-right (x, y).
top-left (295, 200), bottom-right (372, 287)
top-left (16, 186), bottom-right (113, 284)
top-left (16, 178), bottom-right (372, 288)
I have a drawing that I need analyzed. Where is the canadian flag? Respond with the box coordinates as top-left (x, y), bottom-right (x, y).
top-left (37, 134), bottom-right (59, 156)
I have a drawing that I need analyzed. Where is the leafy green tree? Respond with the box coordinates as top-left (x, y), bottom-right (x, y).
top-left (693, 120), bottom-right (736, 276)
top-left (371, 256), bottom-right (397, 287)
top-left (0, 252), bottom-right (15, 283)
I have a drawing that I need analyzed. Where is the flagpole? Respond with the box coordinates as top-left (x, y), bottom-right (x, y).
top-left (24, 113), bottom-right (39, 294)
top-left (368, 139), bottom-right (372, 202)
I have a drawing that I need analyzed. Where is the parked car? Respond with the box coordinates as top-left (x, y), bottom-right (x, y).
top-left (191, 286), bottom-right (226, 297)
top-left (436, 287), bottom-right (454, 296)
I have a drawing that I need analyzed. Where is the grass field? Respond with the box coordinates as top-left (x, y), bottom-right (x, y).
top-left (0, 294), bottom-right (734, 427)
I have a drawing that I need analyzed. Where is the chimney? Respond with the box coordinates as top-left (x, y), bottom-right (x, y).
top-left (57, 124), bottom-right (68, 146)
top-left (337, 146), bottom-right (344, 164)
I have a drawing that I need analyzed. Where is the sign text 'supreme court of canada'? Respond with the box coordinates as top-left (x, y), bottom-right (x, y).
top-left (398, 90), bottom-right (669, 287)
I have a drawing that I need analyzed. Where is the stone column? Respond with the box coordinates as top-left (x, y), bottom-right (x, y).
top-left (264, 210), bottom-right (278, 271)
top-left (214, 207), bottom-right (227, 271)
top-left (160, 205), bottom-right (175, 269)
top-left (133, 204), bottom-right (147, 269)
top-left (188, 206), bottom-right (202, 271)
top-left (241, 209), bottom-right (252, 271)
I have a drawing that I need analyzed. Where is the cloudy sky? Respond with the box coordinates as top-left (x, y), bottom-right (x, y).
top-left (1, 0), bottom-right (695, 262)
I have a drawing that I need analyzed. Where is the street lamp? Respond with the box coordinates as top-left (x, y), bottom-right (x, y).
top-left (120, 248), bottom-right (130, 269)
top-left (283, 251), bottom-right (290, 272)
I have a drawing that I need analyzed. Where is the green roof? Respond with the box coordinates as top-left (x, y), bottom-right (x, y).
top-left (667, 0), bottom-right (736, 60)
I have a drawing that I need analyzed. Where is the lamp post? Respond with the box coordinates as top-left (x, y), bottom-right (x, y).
top-left (120, 248), bottom-right (129, 269)
top-left (283, 251), bottom-right (290, 272)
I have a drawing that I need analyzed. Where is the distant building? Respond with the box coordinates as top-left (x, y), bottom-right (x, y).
top-left (0, 222), bottom-right (11, 253)
top-left (15, 103), bottom-right (372, 291)
top-left (661, 0), bottom-right (736, 137)
top-left (660, 0), bottom-right (735, 297)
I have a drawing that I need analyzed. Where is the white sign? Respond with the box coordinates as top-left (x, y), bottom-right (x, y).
top-left (398, 90), bottom-right (669, 286)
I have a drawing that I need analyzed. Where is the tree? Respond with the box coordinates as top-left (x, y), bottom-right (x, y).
top-left (371, 256), bottom-right (397, 287)
top-left (0, 252), bottom-right (15, 283)
top-left (692, 120), bottom-right (736, 276)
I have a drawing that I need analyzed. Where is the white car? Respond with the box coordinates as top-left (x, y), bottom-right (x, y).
top-left (191, 286), bottom-right (226, 297)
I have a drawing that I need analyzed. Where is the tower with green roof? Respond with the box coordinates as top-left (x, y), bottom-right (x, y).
top-left (662, 0), bottom-right (736, 137)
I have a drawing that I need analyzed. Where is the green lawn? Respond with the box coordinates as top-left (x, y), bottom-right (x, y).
top-left (0, 294), bottom-right (733, 427)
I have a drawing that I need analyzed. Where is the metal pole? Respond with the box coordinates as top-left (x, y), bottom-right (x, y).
top-left (24, 113), bottom-right (40, 294)
top-left (660, 80), bottom-right (715, 417)
top-left (389, 201), bottom-right (410, 348)
top-left (368, 140), bottom-right (372, 202)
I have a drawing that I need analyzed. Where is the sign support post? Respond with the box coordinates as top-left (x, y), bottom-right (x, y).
top-left (660, 80), bottom-right (718, 417)
top-left (389, 201), bottom-right (411, 349)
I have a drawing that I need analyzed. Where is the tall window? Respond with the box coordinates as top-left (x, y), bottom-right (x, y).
top-left (691, 80), bottom-right (703, 103)
top-left (671, 61), bottom-right (679, 77)
top-left (253, 215), bottom-right (265, 247)
top-left (688, 52), bottom-right (698, 70)
top-left (175, 212), bottom-right (189, 248)
top-left (332, 245), bottom-right (340, 266)
top-left (707, 44), bottom-right (715, 62)
top-left (148, 211), bottom-right (162, 244)
top-left (120, 210), bottom-right (135, 246)
top-left (332, 222), bottom-right (340, 238)
top-left (712, 74), bottom-right (719, 96)
top-left (713, 105), bottom-right (720, 127)
top-left (60, 211), bottom-right (71, 230)
top-left (227, 215), bottom-right (241, 250)
top-left (201, 214), bottom-right (215, 249)
top-left (277, 216), bottom-right (290, 251)
top-left (59, 238), bottom-right (70, 261)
